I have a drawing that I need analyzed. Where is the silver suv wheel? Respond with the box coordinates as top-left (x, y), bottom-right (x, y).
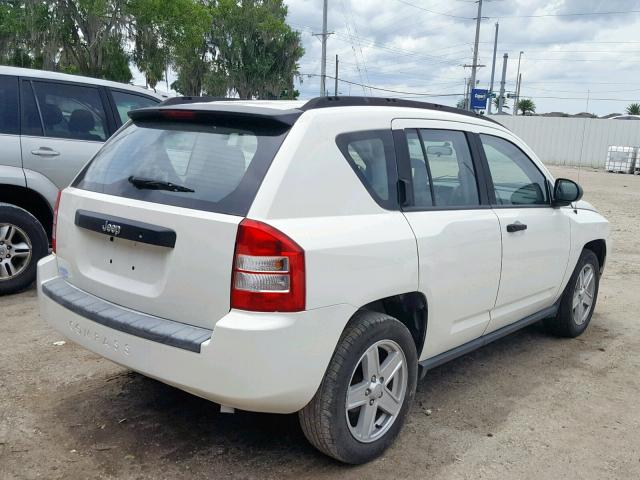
top-left (0, 224), bottom-right (33, 281)
top-left (345, 339), bottom-right (408, 443)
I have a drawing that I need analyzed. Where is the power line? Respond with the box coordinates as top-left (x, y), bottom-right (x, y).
top-left (497, 9), bottom-right (640, 18)
top-left (300, 73), bottom-right (463, 97)
top-left (393, 0), bottom-right (475, 20)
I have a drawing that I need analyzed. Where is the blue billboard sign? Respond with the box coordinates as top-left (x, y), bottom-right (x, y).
top-left (470, 88), bottom-right (489, 110)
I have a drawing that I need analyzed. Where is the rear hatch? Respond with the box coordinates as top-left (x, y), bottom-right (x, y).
top-left (54, 108), bottom-right (293, 329)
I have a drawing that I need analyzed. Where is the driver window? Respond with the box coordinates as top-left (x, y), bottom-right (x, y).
top-left (479, 134), bottom-right (549, 206)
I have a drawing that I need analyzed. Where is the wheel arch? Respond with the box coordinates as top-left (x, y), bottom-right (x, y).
top-left (359, 291), bottom-right (428, 362)
top-left (584, 239), bottom-right (606, 274)
top-left (0, 184), bottom-right (54, 241)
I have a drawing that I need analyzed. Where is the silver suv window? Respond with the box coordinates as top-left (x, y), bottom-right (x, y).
top-left (111, 90), bottom-right (159, 124)
top-left (73, 120), bottom-right (290, 216)
top-left (31, 81), bottom-right (108, 142)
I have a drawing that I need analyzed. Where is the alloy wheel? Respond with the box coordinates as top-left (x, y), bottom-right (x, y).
top-left (345, 339), bottom-right (408, 443)
top-left (573, 264), bottom-right (596, 325)
top-left (0, 224), bottom-right (33, 281)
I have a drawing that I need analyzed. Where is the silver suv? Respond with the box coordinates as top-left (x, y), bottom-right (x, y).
top-left (0, 66), bottom-right (162, 294)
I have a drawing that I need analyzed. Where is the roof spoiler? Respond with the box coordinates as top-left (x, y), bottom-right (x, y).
top-left (159, 96), bottom-right (240, 106)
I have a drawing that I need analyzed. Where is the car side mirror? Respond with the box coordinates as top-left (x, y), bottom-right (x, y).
top-left (553, 178), bottom-right (583, 207)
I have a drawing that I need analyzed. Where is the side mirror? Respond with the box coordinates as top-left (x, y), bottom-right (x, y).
top-left (553, 178), bottom-right (583, 207)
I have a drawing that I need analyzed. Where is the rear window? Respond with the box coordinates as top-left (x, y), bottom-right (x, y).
top-left (73, 120), bottom-right (290, 216)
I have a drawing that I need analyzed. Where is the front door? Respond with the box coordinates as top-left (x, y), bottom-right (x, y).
top-left (477, 132), bottom-right (571, 333)
top-left (392, 120), bottom-right (502, 358)
top-left (20, 79), bottom-right (107, 189)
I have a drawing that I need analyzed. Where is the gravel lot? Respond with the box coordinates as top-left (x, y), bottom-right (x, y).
top-left (1, 166), bottom-right (639, 480)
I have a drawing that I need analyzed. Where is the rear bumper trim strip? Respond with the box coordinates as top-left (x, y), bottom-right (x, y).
top-left (41, 278), bottom-right (212, 353)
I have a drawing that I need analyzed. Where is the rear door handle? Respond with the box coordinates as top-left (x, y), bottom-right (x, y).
top-left (506, 222), bottom-right (527, 233)
top-left (31, 147), bottom-right (60, 157)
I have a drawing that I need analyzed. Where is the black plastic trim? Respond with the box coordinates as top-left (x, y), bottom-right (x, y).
top-left (42, 278), bottom-right (212, 353)
top-left (75, 210), bottom-right (176, 248)
top-left (301, 96), bottom-right (502, 126)
top-left (128, 104), bottom-right (301, 127)
top-left (419, 303), bottom-right (559, 371)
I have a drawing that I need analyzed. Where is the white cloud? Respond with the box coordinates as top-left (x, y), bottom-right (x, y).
top-left (288, 0), bottom-right (640, 114)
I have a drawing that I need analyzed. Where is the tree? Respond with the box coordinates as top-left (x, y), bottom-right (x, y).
top-left (456, 99), bottom-right (465, 109)
top-left (516, 98), bottom-right (536, 115)
top-left (493, 97), bottom-right (509, 110)
top-left (210, 0), bottom-right (304, 99)
top-left (626, 103), bottom-right (640, 115)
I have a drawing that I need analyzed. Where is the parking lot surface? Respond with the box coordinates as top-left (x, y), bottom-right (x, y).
top-left (1, 166), bottom-right (639, 479)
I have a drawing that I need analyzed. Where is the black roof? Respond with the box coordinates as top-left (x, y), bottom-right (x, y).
top-left (301, 96), bottom-right (501, 125)
top-left (131, 95), bottom-right (500, 127)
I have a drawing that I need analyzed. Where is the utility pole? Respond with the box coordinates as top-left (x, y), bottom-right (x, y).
top-left (515, 73), bottom-right (522, 114)
top-left (498, 53), bottom-right (508, 113)
top-left (334, 54), bottom-right (339, 96)
top-left (487, 22), bottom-right (499, 114)
top-left (320, 0), bottom-right (329, 96)
top-left (468, 0), bottom-right (484, 110)
top-left (514, 51), bottom-right (523, 115)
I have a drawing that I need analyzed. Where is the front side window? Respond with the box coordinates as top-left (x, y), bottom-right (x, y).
top-left (74, 120), bottom-right (289, 216)
top-left (111, 90), bottom-right (159, 124)
top-left (0, 75), bottom-right (19, 135)
top-left (480, 134), bottom-right (549, 206)
top-left (412, 129), bottom-right (480, 207)
top-left (31, 81), bottom-right (107, 142)
top-left (336, 130), bottom-right (397, 209)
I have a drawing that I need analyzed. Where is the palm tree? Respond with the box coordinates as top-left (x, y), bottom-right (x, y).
top-left (492, 97), bottom-right (509, 110)
top-left (516, 99), bottom-right (536, 115)
top-left (626, 103), bottom-right (640, 115)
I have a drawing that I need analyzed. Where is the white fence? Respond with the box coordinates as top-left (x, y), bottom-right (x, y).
top-left (489, 116), bottom-right (640, 168)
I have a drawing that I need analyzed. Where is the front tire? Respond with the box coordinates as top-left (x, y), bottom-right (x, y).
top-left (299, 311), bottom-right (418, 464)
top-left (544, 249), bottom-right (600, 337)
top-left (0, 204), bottom-right (49, 295)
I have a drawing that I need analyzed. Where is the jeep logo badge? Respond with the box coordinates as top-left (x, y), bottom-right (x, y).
top-left (102, 220), bottom-right (121, 236)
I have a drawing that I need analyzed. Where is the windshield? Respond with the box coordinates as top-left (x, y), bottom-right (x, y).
top-left (73, 120), bottom-right (290, 216)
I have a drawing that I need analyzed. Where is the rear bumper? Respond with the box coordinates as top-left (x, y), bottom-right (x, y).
top-left (38, 254), bottom-right (355, 413)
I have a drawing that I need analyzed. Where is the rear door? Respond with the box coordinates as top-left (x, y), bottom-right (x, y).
top-left (476, 132), bottom-right (571, 332)
top-left (20, 79), bottom-right (109, 188)
top-left (56, 113), bottom-right (291, 330)
top-left (392, 119), bottom-right (502, 358)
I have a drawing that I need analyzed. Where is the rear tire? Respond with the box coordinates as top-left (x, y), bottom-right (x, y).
top-left (0, 203), bottom-right (49, 295)
top-left (544, 249), bottom-right (600, 338)
top-left (299, 311), bottom-right (417, 464)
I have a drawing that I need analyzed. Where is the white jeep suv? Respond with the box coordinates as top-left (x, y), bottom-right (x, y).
top-left (37, 97), bottom-right (609, 464)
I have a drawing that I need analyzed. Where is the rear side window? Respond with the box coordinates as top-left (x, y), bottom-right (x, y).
top-left (31, 81), bottom-right (108, 142)
top-left (336, 130), bottom-right (397, 209)
top-left (111, 90), bottom-right (159, 124)
top-left (407, 129), bottom-right (480, 208)
top-left (0, 75), bottom-right (19, 135)
top-left (73, 120), bottom-right (290, 216)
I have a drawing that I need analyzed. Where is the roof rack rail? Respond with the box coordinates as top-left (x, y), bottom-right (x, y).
top-left (159, 96), bottom-right (239, 106)
top-left (300, 96), bottom-right (500, 125)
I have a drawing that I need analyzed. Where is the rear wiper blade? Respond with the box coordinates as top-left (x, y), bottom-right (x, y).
top-left (128, 176), bottom-right (194, 193)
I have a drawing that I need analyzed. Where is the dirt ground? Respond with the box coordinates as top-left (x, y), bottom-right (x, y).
top-left (1, 166), bottom-right (639, 480)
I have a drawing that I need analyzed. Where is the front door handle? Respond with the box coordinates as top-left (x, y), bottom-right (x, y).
top-left (31, 147), bottom-right (60, 157)
top-left (506, 222), bottom-right (527, 233)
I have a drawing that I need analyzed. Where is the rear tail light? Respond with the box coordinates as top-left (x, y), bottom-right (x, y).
top-left (52, 190), bottom-right (62, 253)
top-left (231, 219), bottom-right (305, 312)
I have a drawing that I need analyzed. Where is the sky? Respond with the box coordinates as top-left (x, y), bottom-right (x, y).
top-left (285, 0), bottom-right (640, 115)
